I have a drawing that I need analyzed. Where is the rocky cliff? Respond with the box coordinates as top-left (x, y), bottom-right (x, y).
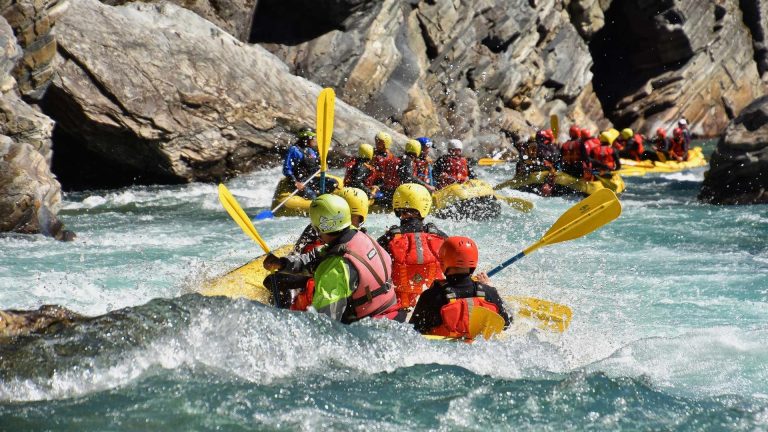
top-left (699, 96), bottom-right (768, 205)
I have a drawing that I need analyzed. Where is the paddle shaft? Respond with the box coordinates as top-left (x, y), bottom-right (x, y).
top-left (275, 169), bottom-right (320, 213)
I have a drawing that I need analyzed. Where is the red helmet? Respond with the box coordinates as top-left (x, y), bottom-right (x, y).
top-left (656, 128), bottom-right (667, 137)
top-left (673, 127), bottom-right (683, 138)
top-left (580, 128), bottom-right (592, 139)
top-left (438, 236), bottom-right (479, 271)
top-left (569, 125), bottom-right (580, 139)
top-left (536, 129), bottom-right (554, 144)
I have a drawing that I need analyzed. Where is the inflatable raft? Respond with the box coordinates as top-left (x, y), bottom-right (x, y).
top-left (615, 146), bottom-right (707, 177)
top-left (494, 170), bottom-right (625, 197)
top-left (270, 176), bottom-right (500, 221)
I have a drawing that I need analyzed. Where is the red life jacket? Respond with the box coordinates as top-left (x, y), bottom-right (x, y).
top-left (436, 156), bottom-right (469, 189)
top-left (373, 152), bottom-right (401, 190)
top-left (387, 229), bottom-right (445, 308)
top-left (669, 136), bottom-right (687, 159)
top-left (612, 138), bottom-right (626, 152)
top-left (627, 134), bottom-right (645, 160)
top-left (591, 145), bottom-right (617, 171)
top-left (290, 278), bottom-right (315, 312)
top-left (428, 285), bottom-right (499, 339)
top-left (332, 231), bottom-right (399, 321)
top-left (584, 138), bottom-right (601, 154)
top-left (560, 140), bottom-right (583, 164)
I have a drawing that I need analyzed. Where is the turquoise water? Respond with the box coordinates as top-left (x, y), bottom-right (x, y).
top-left (2, 153), bottom-right (768, 430)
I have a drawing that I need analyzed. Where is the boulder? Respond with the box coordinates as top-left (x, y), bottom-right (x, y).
top-left (0, 304), bottom-right (86, 340)
top-left (699, 96), bottom-right (768, 205)
top-left (0, 13), bottom-right (70, 239)
top-left (43, 0), bottom-right (404, 186)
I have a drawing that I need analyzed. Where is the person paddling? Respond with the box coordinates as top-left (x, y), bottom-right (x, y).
top-left (371, 131), bottom-right (400, 206)
top-left (652, 128), bottom-right (670, 161)
top-left (264, 189), bottom-right (378, 313)
top-left (397, 139), bottom-right (436, 192)
top-left (560, 125), bottom-right (589, 178)
top-left (282, 127), bottom-right (334, 199)
top-left (344, 143), bottom-right (378, 197)
top-left (264, 194), bottom-right (400, 322)
top-left (377, 183), bottom-right (447, 309)
top-left (409, 236), bottom-right (510, 337)
top-left (669, 127), bottom-right (690, 161)
top-left (432, 139), bottom-right (476, 189)
top-left (590, 131), bottom-right (622, 174)
top-left (416, 137), bottom-right (435, 186)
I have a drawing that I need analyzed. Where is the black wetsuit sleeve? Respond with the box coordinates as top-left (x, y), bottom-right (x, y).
top-left (409, 284), bottom-right (447, 333)
top-left (614, 151), bottom-right (622, 170)
top-left (377, 227), bottom-right (396, 252)
top-left (479, 284), bottom-right (511, 328)
top-left (294, 224), bottom-right (318, 253)
top-left (279, 248), bottom-right (323, 275)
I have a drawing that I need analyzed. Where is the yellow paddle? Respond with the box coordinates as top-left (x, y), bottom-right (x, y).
top-left (550, 114), bottom-right (559, 143)
top-left (478, 158), bottom-right (508, 166)
top-left (316, 88), bottom-right (335, 194)
top-left (504, 296), bottom-right (572, 332)
top-left (494, 194), bottom-right (534, 213)
top-left (469, 307), bottom-right (506, 340)
top-left (218, 184), bottom-right (270, 254)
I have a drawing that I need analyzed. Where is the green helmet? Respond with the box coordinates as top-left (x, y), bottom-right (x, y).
top-left (310, 194), bottom-right (351, 234)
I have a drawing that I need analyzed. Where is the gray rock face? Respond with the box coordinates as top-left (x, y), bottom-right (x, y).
top-left (45, 0), bottom-right (404, 185)
top-left (591, 0), bottom-right (763, 136)
top-left (699, 96), bottom-right (768, 205)
top-left (253, 0), bottom-right (602, 155)
top-left (0, 13), bottom-right (69, 239)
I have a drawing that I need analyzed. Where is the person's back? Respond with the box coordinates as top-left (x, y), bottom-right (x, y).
top-left (377, 184), bottom-right (446, 308)
top-left (560, 126), bottom-right (588, 177)
top-left (590, 131), bottom-right (621, 173)
top-left (409, 237), bottom-right (510, 338)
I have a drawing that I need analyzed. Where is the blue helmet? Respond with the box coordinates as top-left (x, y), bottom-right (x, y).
top-left (416, 137), bottom-right (433, 148)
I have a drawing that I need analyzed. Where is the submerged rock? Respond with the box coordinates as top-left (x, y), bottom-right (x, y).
top-left (0, 304), bottom-right (86, 340)
top-left (699, 96), bottom-right (768, 205)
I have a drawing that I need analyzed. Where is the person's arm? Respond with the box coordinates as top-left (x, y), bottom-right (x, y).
top-left (276, 247), bottom-right (325, 275)
top-left (311, 256), bottom-right (354, 321)
top-left (282, 147), bottom-right (301, 180)
top-left (294, 224), bottom-right (319, 253)
top-left (613, 149), bottom-right (621, 170)
top-left (377, 230), bottom-right (393, 253)
top-left (409, 284), bottom-right (446, 333)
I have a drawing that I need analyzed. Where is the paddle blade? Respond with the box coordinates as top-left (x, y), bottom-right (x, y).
top-left (478, 158), bottom-right (507, 166)
top-left (525, 189), bottom-right (620, 254)
top-left (494, 194), bottom-right (534, 213)
top-left (550, 114), bottom-right (559, 142)
top-left (468, 308), bottom-right (506, 340)
top-left (316, 88), bottom-right (335, 171)
top-left (218, 184), bottom-right (271, 254)
top-left (505, 296), bottom-right (572, 333)
top-left (254, 209), bottom-right (274, 220)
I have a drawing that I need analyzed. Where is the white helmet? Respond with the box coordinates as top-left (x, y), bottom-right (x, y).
top-left (447, 139), bottom-right (463, 150)
top-left (678, 119), bottom-right (688, 126)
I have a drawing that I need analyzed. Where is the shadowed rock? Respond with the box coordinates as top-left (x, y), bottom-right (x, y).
top-left (0, 304), bottom-right (87, 340)
top-left (699, 96), bottom-right (768, 205)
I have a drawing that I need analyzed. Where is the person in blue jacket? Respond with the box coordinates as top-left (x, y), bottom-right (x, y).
top-left (283, 127), bottom-right (335, 198)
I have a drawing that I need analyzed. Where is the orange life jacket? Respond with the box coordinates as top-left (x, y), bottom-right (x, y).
top-left (414, 157), bottom-right (431, 184)
top-left (435, 156), bottom-right (469, 189)
top-left (428, 286), bottom-right (499, 339)
top-left (669, 136), bottom-right (687, 159)
top-left (387, 229), bottom-right (445, 308)
top-left (612, 138), bottom-right (626, 152)
top-left (373, 152), bottom-right (401, 190)
top-left (627, 134), bottom-right (645, 160)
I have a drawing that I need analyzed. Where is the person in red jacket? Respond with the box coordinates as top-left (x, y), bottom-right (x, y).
top-left (669, 127), bottom-right (689, 161)
top-left (344, 143), bottom-right (378, 197)
top-left (582, 128), bottom-right (601, 155)
top-left (432, 139), bottom-right (476, 189)
top-left (620, 128), bottom-right (646, 161)
top-left (560, 125), bottom-right (589, 178)
top-left (371, 131), bottom-right (401, 205)
top-left (590, 131), bottom-right (622, 173)
top-left (409, 236), bottom-right (510, 338)
top-left (377, 183), bottom-right (448, 309)
top-left (535, 129), bottom-right (561, 170)
top-left (397, 139), bottom-right (435, 192)
top-left (652, 128), bottom-right (670, 160)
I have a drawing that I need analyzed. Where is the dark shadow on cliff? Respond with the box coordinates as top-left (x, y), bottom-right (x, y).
top-left (249, 0), bottom-right (367, 45)
top-left (589, 1), bottom-right (693, 124)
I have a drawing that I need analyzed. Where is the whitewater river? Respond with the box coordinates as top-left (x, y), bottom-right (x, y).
top-left (2, 148), bottom-right (767, 430)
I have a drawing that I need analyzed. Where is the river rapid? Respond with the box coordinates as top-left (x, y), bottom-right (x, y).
top-left (1, 146), bottom-right (767, 430)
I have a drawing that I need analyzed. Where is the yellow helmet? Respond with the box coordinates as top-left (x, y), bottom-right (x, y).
top-left (309, 194), bottom-right (351, 234)
top-left (405, 139), bottom-right (422, 157)
top-left (392, 183), bottom-right (432, 218)
top-left (599, 131), bottom-right (614, 145)
top-left (358, 143), bottom-right (374, 159)
top-left (621, 128), bottom-right (633, 139)
top-left (375, 131), bottom-right (392, 149)
top-left (334, 187), bottom-right (369, 222)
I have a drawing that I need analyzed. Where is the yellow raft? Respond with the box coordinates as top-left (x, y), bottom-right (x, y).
top-left (270, 176), bottom-right (500, 220)
top-left (494, 171), bottom-right (625, 197)
top-left (615, 146), bottom-right (707, 177)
